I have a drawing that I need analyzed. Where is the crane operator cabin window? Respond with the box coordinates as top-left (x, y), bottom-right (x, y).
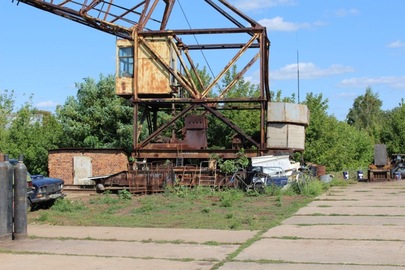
top-left (119, 47), bottom-right (134, 78)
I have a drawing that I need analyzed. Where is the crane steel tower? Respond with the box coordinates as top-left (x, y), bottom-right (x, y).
top-left (14, 0), bottom-right (271, 161)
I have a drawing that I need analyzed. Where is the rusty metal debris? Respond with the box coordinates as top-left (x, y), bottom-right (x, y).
top-left (368, 146), bottom-right (405, 182)
top-left (368, 144), bottom-right (391, 181)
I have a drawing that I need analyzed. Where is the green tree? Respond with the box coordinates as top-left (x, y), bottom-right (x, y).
top-left (381, 101), bottom-right (405, 153)
top-left (56, 74), bottom-right (133, 152)
top-left (0, 90), bottom-right (15, 153)
top-left (303, 92), bottom-right (373, 171)
top-left (346, 87), bottom-right (383, 142)
top-left (6, 103), bottom-right (63, 175)
top-left (271, 89), bottom-right (296, 103)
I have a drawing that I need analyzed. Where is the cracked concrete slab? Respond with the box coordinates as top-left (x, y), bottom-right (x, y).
top-left (219, 262), bottom-right (405, 270)
top-left (283, 215), bottom-right (405, 225)
top-left (27, 225), bottom-right (257, 244)
top-left (0, 238), bottom-right (237, 261)
top-left (294, 206), bottom-right (405, 216)
top-left (235, 238), bottom-right (405, 266)
top-left (263, 224), bottom-right (405, 240)
top-left (0, 253), bottom-right (215, 270)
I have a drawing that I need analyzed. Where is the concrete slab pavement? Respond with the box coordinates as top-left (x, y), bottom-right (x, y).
top-left (0, 226), bottom-right (256, 270)
top-left (295, 205), bottom-right (405, 215)
top-left (283, 215), bottom-right (405, 225)
top-left (235, 238), bottom-right (405, 265)
top-left (235, 181), bottom-right (405, 269)
top-left (220, 262), bottom-right (405, 270)
top-left (263, 224), bottom-right (405, 240)
top-left (27, 224), bottom-right (257, 244)
top-left (1, 180), bottom-right (405, 269)
top-left (0, 238), bottom-right (238, 261)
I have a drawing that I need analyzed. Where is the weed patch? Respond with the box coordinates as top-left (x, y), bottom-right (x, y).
top-left (29, 187), bottom-right (314, 230)
top-left (51, 198), bottom-right (87, 212)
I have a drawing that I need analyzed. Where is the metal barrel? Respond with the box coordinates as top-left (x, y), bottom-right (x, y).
top-left (13, 155), bottom-right (28, 240)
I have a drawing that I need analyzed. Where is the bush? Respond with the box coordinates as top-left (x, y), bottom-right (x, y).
top-left (288, 175), bottom-right (325, 197)
top-left (118, 189), bottom-right (132, 201)
top-left (301, 179), bottom-right (325, 197)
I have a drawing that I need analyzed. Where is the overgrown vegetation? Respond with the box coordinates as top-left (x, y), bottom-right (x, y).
top-left (28, 178), bottom-right (348, 230)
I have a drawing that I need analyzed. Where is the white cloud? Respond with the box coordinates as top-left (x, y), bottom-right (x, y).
top-left (340, 76), bottom-right (405, 89)
top-left (231, 0), bottom-right (295, 12)
top-left (271, 62), bottom-right (354, 80)
top-left (36, 100), bottom-right (59, 108)
top-left (325, 8), bottom-right (359, 17)
top-left (259, 17), bottom-right (326, 32)
top-left (387, 40), bottom-right (405, 48)
top-left (259, 17), bottom-right (305, 32)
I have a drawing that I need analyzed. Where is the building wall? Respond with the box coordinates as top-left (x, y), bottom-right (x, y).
top-left (48, 149), bottom-right (129, 185)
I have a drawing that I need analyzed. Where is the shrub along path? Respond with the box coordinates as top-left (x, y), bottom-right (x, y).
top-left (1, 180), bottom-right (405, 269)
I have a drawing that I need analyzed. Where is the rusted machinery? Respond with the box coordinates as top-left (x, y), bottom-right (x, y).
top-left (390, 154), bottom-right (405, 180)
top-left (368, 144), bottom-right (391, 181)
top-left (92, 160), bottom-right (219, 193)
top-left (14, 1), bottom-right (309, 191)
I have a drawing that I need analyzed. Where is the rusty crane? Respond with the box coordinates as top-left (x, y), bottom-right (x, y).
top-left (15, 0), bottom-right (270, 159)
top-left (13, 1), bottom-right (307, 191)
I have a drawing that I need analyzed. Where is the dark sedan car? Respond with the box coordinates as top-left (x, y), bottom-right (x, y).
top-left (28, 174), bottom-right (65, 210)
top-left (10, 159), bottom-right (65, 211)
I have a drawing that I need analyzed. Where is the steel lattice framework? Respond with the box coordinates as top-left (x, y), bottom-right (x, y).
top-left (15, 0), bottom-right (271, 160)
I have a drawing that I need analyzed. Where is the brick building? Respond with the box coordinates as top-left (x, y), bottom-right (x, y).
top-left (48, 148), bottom-right (129, 185)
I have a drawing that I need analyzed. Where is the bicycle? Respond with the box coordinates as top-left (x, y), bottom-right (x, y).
top-left (291, 166), bottom-right (314, 194)
top-left (218, 167), bottom-right (247, 191)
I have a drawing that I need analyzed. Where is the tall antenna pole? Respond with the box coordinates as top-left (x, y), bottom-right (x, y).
top-left (297, 50), bottom-right (300, 103)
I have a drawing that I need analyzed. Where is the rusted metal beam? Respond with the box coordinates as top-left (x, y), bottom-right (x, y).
top-left (136, 149), bottom-right (261, 159)
top-left (110, 2), bottom-right (145, 24)
top-left (168, 38), bottom-right (199, 96)
top-left (133, 97), bottom-right (265, 104)
top-left (161, 0), bottom-right (175, 30)
top-left (219, 0), bottom-right (260, 27)
top-left (18, 0), bottom-right (133, 39)
top-left (205, 0), bottom-right (245, 28)
top-left (202, 104), bottom-right (260, 149)
top-left (260, 31), bottom-right (268, 153)
top-left (79, 0), bottom-right (103, 14)
top-left (217, 52), bottom-right (260, 98)
top-left (139, 27), bottom-right (263, 37)
top-left (201, 33), bottom-right (258, 97)
top-left (137, 0), bottom-right (155, 31)
top-left (185, 43), bottom-right (260, 50)
top-left (183, 48), bottom-right (205, 92)
top-left (138, 105), bottom-right (195, 149)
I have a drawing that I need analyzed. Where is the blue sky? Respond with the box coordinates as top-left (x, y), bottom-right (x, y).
top-left (1, 0), bottom-right (404, 120)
